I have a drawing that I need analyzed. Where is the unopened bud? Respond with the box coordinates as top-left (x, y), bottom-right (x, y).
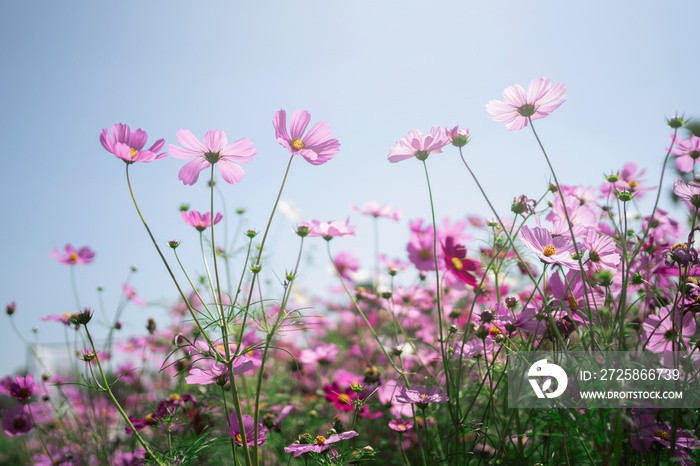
top-left (147, 318), bottom-right (156, 335)
top-left (6, 301), bottom-right (16, 316)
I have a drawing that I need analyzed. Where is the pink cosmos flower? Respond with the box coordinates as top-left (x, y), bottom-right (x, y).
top-left (122, 284), bottom-right (146, 307)
top-left (333, 252), bottom-right (360, 280)
top-left (169, 129), bottom-right (255, 185)
top-left (352, 201), bottom-right (402, 221)
top-left (631, 413), bottom-right (700, 456)
top-left (41, 312), bottom-right (76, 326)
top-left (304, 219), bottom-right (356, 240)
top-left (395, 386), bottom-right (449, 405)
top-left (273, 109), bottom-right (340, 165)
top-left (584, 230), bottom-right (621, 273)
top-left (284, 431), bottom-right (358, 458)
top-left (229, 412), bottom-right (266, 446)
top-left (519, 226), bottom-right (580, 269)
top-left (299, 343), bottom-right (339, 367)
top-left (50, 244), bottom-right (95, 265)
top-left (100, 123), bottom-right (166, 164)
top-left (2, 404), bottom-right (33, 436)
top-left (388, 418), bottom-right (414, 432)
top-left (668, 134), bottom-right (700, 173)
top-left (674, 178), bottom-right (700, 210)
top-left (388, 127), bottom-right (450, 163)
top-left (182, 210), bottom-right (223, 232)
top-left (643, 307), bottom-right (696, 352)
top-left (486, 78), bottom-right (566, 131)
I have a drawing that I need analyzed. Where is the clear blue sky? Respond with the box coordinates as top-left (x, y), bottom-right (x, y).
top-left (2, 1), bottom-right (699, 377)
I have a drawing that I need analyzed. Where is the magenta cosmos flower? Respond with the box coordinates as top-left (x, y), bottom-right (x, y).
top-left (182, 210), bottom-right (223, 232)
top-left (273, 109), bottom-right (340, 165)
top-left (100, 123), bottom-right (166, 164)
top-left (2, 404), bottom-right (33, 436)
top-left (388, 127), bottom-right (450, 163)
top-left (9, 374), bottom-right (35, 401)
top-left (169, 129), bottom-right (255, 185)
top-left (284, 431), bottom-right (358, 458)
top-left (442, 236), bottom-right (479, 287)
top-left (519, 226), bottom-right (580, 269)
top-left (228, 412), bottom-right (266, 447)
top-left (486, 78), bottom-right (566, 131)
top-left (50, 244), bottom-right (95, 265)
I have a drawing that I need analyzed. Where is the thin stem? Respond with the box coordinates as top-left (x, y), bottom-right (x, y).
top-left (420, 160), bottom-right (456, 427)
top-left (236, 154), bottom-right (295, 348)
top-left (209, 167), bottom-right (252, 466)
top-left (84, 326), bottom-right (166, 466)
top-left (124, 164), bottom-right (217, 352)
top-left (457, 147), bottom-right (545, 299)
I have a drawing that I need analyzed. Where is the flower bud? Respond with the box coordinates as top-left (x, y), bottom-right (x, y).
top-left (667, 115), bottom-right (686, 129)
top-left (250, 264), bottom-right (262, 274)
top-left (73, 308), bottom-right (93, 325)
top-left (6, 301), bottom-right (16, 316)
top-left (616, 191), bottom-right (634, 202)
top-left (296, 225), bottom-right (310, 237)
top-left (246, 229), bottom-right (258, 238)
top-left (168, 240), bottom-right (180, 249)
top-left (447, 126), bottom-right (470, 147)
top-left (179, 203), bottom-right (190, 212)
top-left (147, 318), bottom-right (157, 335)
top-left (505, 297), bottom-right (518, 308)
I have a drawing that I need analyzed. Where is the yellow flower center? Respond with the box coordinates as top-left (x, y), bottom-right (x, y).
top-left (542, 245), bottom-right (556, 257)
top-left (398, 424), bottom-right (406, 430)
top-left (565, 296), bottom-right (579, 310)
top-left (337, 394), bottom-right (351, 405)
top-left (627, 180), bottom-right (639, 188)
top-left (169, 393), bottom-right (181, 402)
top-left (451, 257), bottom-right (464, 270)
top-left (672, 243), bottom-right (688, 251)
top-left (130, 148), bottom-right (138, 158)
top-left (419, 249), bottom-right (432, 260)
top-left (68, 252), bottom-right (79, 263)
top-left (235, 433), bottom-right (243, 443)
top-left (291, 138), bottom-right (306, 151)
top-left (654, 429), bottom-right (670, 441)
top-left (315, 435), bottom-right (326, 445)
top-left (489, 326), bottom-right (502, 336)
top-left (63, 313), bottom-right (73, 319)
top-left (420, 394), bottom-right (427, 400)
top-left (145, 413), bottom-right (153, 421)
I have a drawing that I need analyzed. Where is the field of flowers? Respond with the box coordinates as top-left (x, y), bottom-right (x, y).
top-left (3, 77), bottom-right (700, 465)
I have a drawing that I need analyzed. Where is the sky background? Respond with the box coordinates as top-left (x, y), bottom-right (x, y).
top-left (1, 1), bottom-right (699, 377)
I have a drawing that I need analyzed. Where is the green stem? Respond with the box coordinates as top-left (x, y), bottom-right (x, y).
top-left (84, 326), bottom-right (166, 466)
top-left (124, 164), bottom-right (218, 354)
top-left (209, 166), bottom-right (253, 466)
top-left (236, 154), bottom-right (294, 349)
